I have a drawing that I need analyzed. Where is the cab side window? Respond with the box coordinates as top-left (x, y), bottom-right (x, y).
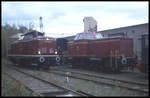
top-left (24, 34), bottom-right (33, 40)
top-left (74, 33), bottom-right (95, 40)
top-left (86, 33), bottom-right (94, 39)
top-left (78, 34), bottom-right (84, 40)
top-left (74, 34), bottom-right (80, 40)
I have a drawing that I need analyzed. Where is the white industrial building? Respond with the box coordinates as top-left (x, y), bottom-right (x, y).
top-left (83, 17), bottom-right (97, 33)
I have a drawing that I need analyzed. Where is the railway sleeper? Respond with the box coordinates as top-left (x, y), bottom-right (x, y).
top-left (40, 90), bottom-right (72, 96)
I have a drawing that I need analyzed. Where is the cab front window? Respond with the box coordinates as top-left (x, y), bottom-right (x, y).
top-left (74, 33), bottom-right (103, 40)
top-left (23, 33), bottom-right (33, 40)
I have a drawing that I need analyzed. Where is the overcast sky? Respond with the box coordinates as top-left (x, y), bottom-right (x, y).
top-left (2, 1), bottom-right (148, 38)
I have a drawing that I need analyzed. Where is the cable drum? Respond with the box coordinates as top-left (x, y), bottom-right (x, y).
top-left (56, 56), bottom-right (61, 62)
top-left (39, 57), bottom-right (45, 63)
top-left (121, 57), bottom-right (127, 64)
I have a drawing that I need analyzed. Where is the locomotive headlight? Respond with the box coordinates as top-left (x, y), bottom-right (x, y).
top-left (54, 49), bottom-right (57, 54)
top-left (38, 49), bottom-right (41, 54)
top-left (55, 51), bottom-right (57, 54)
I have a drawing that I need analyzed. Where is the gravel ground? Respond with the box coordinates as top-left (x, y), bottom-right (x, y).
top-left (18, 67), bottom-right (148, 96)
top-left (2, 58), bottom-right (33, 96)
top-left (2, 65), bottom-right (81, 97)
top-left (3, 66), bottom-right (69, 96)
top-left (50, 70), bottom-right (148, 91)
top-left (53, 66), bottom-right (148, 83)
top-left (2, 59), bottom-right (148, 96)
top-left (1, 72), bottom-right (33, 96)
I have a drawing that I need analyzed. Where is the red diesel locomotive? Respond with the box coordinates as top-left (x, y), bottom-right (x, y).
top-left (61, 32), bottom-right (136, 72)
top-left (8, 30), bottom-right (137, 72)
top-left (8, 30), bottom-right (60, 68)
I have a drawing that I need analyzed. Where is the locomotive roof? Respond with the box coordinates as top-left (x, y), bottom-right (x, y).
top-left (74, 32), bottom-right (132, 41)
top-left (74, 32), bottom-right (103, 40)
top-left (12, 36), bottom-right (56, 44)
top-left (22, 30), bottom-right (44, 36)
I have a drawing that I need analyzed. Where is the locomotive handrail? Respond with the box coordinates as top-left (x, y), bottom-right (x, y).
top-left (8, 54), bottom-right (59, 57)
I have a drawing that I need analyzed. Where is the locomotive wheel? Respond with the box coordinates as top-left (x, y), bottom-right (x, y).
top-left (111, 64), bottom-right (120, 73)
top-left (55, 56), bottom-right (61, 66)
top-left (103, 60), bottom-right (112, 73)
top-left (60, 56), bottom-right (66, 66)
top-left (39, 57), bottom-right (45, 63)
top-left (114, 63), bottom-right (120, 73)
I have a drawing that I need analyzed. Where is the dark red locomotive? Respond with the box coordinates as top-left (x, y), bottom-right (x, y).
top-left (8, 30), bottom-right (60, 68)
top-left (62, 32), bottom-right (136, 72)
top-left (8, 30), bottom-right (137, 73)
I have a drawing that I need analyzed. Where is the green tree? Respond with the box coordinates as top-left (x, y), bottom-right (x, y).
top-left (1, 27), bottom-right (6, 58)
top-left (18, 25), bottom-right (28, 33)
top-left (1, 24), bottom-right (30, 59)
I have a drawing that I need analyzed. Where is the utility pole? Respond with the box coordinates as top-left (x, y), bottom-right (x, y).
top-left (39, 16), bottom-right (43, 33)
top-left (5, 24), bottom-right (8, 66)
top-left (29, 21), bottom-right (34, 31)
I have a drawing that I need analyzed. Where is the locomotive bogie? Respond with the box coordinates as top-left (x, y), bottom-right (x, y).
top-left (8, 55), bottom-right (59, 68)
top-left (64, 55), bottom-right (136, 72)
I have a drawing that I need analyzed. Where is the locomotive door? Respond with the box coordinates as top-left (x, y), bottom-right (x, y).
top-left (109, 40), bottom-right (121, 72)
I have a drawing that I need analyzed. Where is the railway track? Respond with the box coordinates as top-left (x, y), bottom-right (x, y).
top-left (46, 68), bottom-right (148, 95)
top-left (3, 72), bottom-right (43, 96)
top-left (53, 68), bottom-right (148, 86)
top-left (5, 64), bottom-right (148, 96)
top-left (4, 65), bottom-right (93, 97)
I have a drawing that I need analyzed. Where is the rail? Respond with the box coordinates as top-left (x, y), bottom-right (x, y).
top-left (46, 69), bottom-right (148, 94)
top-left (7, 65), bottom-right (93, 97)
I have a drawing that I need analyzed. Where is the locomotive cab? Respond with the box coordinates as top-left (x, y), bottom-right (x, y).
top-left (21, 30), bottom-right (45, 40)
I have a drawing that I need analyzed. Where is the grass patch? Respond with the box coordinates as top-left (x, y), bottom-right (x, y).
top-left (2, 73), bottom-right (33, 96)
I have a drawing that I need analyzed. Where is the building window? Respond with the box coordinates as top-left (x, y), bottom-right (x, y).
top-left (144, 36), bottom-right (148, 47)
top-left (131, 30), bottom-right (135, 33)
top-left (24, 34), bottom-right (33, 40)
top-left (108, 32), bottom-right (124, 37)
